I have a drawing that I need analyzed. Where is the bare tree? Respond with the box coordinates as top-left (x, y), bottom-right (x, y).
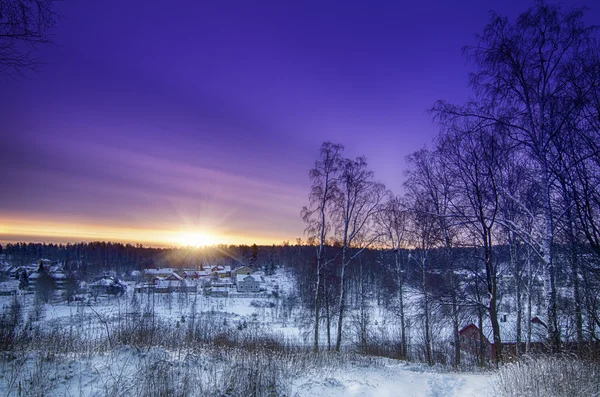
top-left (406, 198), bottom-right (440, 366)
top-left (375, 194), bottom-right (410, 358)
top-left (405, 147), bottom-right (464, 367)
top-left (301, 142), bottom-right (343, 352)
top-left (497, 157), bottom-right (531, 355)
top-left (0, 0), bottom-right (60, 76)
top-left (434, 118), bottom-right (506, 365)
top-left (433, 1), bottom-right (600, 352)
top-left (332, 155), bottom-right (385, 352)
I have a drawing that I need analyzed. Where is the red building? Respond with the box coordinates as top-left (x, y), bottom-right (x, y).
top-left (459, 324), bottom-right (494, 359)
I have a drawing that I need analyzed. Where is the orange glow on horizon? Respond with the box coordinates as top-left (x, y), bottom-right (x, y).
top-left (0, 219), bottom-right (285, 247)
top-left (169, 231), bottom-right (220, 247)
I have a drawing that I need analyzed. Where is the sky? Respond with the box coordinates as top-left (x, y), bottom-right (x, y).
top-left (1, 0), bottom-right (599, 247)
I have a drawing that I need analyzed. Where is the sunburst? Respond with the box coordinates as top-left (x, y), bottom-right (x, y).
top-left (175, 231), bottom-right (217, 247)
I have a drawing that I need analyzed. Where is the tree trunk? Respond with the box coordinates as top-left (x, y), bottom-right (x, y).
top-left (477, 308), bottom-right (485, 367)
top-left (526, 247), bottom-right (533, 353)
top-left (484, 231), bottom-right (502, 365)
top-left (541, 172), bottom-right (561, 352)
top-left (422, 256), bottom-right (433, 366)
top-left (314, 263), bottom-right (321, 353)
top-left (326, 283), bottom-right (331, 350)
top-left (567, 215), bottom-right (584, 344)
top-left (335, 249), bottom-right (347, 352)
top-left (395, 250), bottom-right (407, 358)
top-left (451, 285), bottom-right (460, 368)
top-left (511, 236), bottom-right (522, 356)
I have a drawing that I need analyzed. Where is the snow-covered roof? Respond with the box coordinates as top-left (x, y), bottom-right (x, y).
top-left (52, 272), bottom-right (67, 280)
top-left (0, 263), bottom-right (12, 272)
top-left (210, 265), bottom-right (231, 272)
top-left (143, 268), bottom-right (176, 275)
top-left (232, 266), bottom-right (252, 273)
top-left (0, 280), bottom-right (19, 292)
top-left (165, 272), bottom-right (184, 281)
top-left (236, 274), bottom-right (257, 283)
top-left (89, 277), bottom-right (121, 287)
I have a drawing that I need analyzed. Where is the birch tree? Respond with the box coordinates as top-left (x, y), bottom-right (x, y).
top-left (406, 196), bottom-right (440, 366)
top-left (301, 142), bottom-right (343, 352)
top-left (433, 2), bottom-right (599, 352)
top-left (375, 194), bottom-right (410, 358)
top-left (333, 156), bottom-right (386, 352)
top-left (405, 148), bottom-right (463, 367)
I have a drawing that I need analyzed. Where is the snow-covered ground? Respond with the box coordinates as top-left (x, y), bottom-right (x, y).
top-left (0, 349), bottom-right (493, 397)
top-left (292, 360), bottom-right (492, 397)
top-left (0, 269), bottom-right (497, 396)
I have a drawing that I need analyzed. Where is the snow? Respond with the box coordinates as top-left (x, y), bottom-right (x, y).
top-left (292, 361), bottom-right (492, 397)
top-left (0, 349), bottom-right (494, 397)
top-left (0, 280), bottom-right (19, 293)
top-left (0, 268), bottom-right (499, 396)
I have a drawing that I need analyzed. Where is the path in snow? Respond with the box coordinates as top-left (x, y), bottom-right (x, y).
top-left (292, 362), bottom-right (492, 397)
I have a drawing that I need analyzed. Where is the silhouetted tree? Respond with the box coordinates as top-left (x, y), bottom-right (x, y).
top-left (433, 1), bottom-right (600, 353)
top-left (333, 156), bottom-right (385, 351)
top-left (0, 0), bottom-right (60, 76)
top-left (301, 142), bottom-right (343, 352)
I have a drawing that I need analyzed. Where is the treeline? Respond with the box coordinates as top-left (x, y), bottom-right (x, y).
top-left (0, 241), bottom-right (299, 279)
top-left (1, 242), bottom-right (161, 276)
top-left (300, 2), bottom-right (600, 367)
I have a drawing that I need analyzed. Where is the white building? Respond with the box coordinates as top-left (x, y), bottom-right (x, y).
top-left (236, 274), bottom-right (261, 293)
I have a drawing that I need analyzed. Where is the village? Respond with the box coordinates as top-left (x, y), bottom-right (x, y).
top-left (0, 247), bottom-right (595, 396)
top-left (0, 255), bottom-right (553, 365)
top-left (0, 258), bottom-right (276, 302)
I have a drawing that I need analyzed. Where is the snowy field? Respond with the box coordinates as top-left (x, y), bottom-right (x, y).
top-left (0, 348), bottom-right (493, 397)
top-left (291, 360), bottom-right (492, 397)
top-left (0, 270), bottom-right (498, 396)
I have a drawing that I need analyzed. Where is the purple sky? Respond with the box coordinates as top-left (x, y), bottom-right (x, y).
top-left (1, 0), bottom-right (598, 246)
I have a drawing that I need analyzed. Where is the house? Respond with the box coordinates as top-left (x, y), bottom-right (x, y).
top-left (208, 265), bottom-right (230, 273)
top-left (38, 259), bottom-right (52, 269)
top-left (180, 267), bottom-right (215, 279)
top-left (154, 272), bottom-right (197, 293)
top-left (49, 267), bottom-right (66, 290)
top-left (143, 268), bottom-right (177, 282)
top-left (459, 324), bottom-right (494, 359)
top-left (165, 272), bottom-right (184, 282)
top-left (236, 274), bottom-right (261, 293)
top-left (181, 270), bottom-right (199, 279)
top-left (89, 276), bottom-right (125, 295)
top-left (215, 265), bottom-right (232, 278)
top-left (231, 266), bottom-right (253, 278)
top-left (10, 265), bottom-right (38, 280)
top-left (0, 262), bottom-right (13, 274)
top-left (459, 318), bottom-right (549, 361)
top-left (23, 264), bottom-right (67, 291)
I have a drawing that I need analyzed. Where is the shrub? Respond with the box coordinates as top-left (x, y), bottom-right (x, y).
top-left (493, 355), bottom-right (600, 397)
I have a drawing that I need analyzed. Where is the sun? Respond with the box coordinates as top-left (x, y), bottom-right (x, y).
top-left (176, 232), bottom-right (217, 247)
